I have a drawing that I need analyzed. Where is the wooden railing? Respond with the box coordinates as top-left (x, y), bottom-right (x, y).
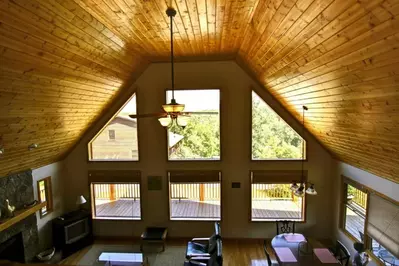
top-left (252, 184), bottom-right (294, 200)
top-left (94, 184), bottom-right (140, 200)
top-left (170, 183), bottom-right (220, 201)
top-left (352, 189), bottom-right (367, 210)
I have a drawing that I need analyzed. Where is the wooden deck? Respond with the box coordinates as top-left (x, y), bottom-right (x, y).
top-left (345, 207), bottom-right (365, 241)
top-left (94, 199), bottom-right (302, 220)
top-left (95, 199), bottom-right (141, 218)
top-left (252, 200), bottom-right (302, 220)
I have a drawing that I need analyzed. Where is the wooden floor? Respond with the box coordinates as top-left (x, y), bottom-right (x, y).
top-left (95, 199), bottom-right (301, 220)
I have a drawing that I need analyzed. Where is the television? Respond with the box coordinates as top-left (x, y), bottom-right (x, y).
top-left (53, 210), bottom-right (93, 258)
top-left (64, 218), bottom-right (89, 244)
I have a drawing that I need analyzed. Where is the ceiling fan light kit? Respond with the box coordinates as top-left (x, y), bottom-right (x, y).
top-left (128, 7), bottom-right (190, 129)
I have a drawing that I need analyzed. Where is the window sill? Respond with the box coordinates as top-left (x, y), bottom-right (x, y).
top-left (93, 217), bottom-right (141, 221)
top-left (251, 219), bottom-right (305, 223)
top-left (40, 210), bottom-right (53, 219)
top-left (170, 218), bottom-right (221, 222)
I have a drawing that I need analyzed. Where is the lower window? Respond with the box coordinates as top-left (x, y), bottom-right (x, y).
top-left (342, 183), bottom-right (367, 241)
top-left (368, 237), bottom-right (398, 265)
top-left (91, 183), bottom-right (141, 220)
top-left (169, 182), bottom-right (221, 221)
top-left (251, 183), bottom-right (304, 221)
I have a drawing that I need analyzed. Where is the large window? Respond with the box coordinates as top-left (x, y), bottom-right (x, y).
top-left (89, 93), bottom-right (138, 161)
top-left (251, 183), bottom-right (304, 221)
top-left (252, 91), bottom-right (305, 160)
top-left (167, 89), bottom-right (220, 160)
top-left (342, 182), bottom-right (367, 241)
top-left (89, 170), bottom-right (141, 220)
top-left (250, 171), bottom-right (305, 221)
top-left (168, 171), bottom-right (221, 221)
top-left (340, 176), bottom-right (399, 265)
top-left (37, 176), bottom-right (53, 217)
top-left (91, 183), bottom-right (141, 220)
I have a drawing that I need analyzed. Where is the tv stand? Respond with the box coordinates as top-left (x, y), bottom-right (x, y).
top-left (53, 210), bottom-right (93, 258)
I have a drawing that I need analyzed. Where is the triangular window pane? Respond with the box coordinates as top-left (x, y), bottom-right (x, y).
top-left (252, 91), bottom-right (305, 160)
top-left (89, 94), bottom-right (138, 161)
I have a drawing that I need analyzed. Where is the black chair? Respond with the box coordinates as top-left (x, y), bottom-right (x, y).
top-left (185, 239), bottom-right (222, 266)
top-left (276, 220), bottom-right (295, 235)
top-left (263, 240), bottom-right (279, 266)
top-left (359, 231), bottom-right (364, 243)
top-left (186, 222), bottom-right (221, 259)
top-left (263, 240), bottom-right (272, 265)
top-left (329, 240), bottom-right (350, 266)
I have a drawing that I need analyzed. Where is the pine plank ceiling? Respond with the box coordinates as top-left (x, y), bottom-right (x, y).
top-left (0, 0), bottom-right (398, 182)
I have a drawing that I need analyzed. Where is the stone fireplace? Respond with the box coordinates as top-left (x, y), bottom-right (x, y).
top-left (0, 170), bottom-right (39, 262)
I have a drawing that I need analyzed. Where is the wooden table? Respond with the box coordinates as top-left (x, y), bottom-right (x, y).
top-left (271, 233), bottom-right (341, 265)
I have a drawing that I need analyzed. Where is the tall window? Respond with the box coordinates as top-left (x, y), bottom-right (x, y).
top-left (91, 183), bottom-right (141, 220)
top-left (166, 89), bottom-right (220, 160)
top-left (89, 170), bottom-right (141, 220)
top-left (342, 182), bottom-right (367, 241)
top-left (88, 93), bottom-right (138, 161)
top-left (252, 91), bottom-right (305, 160)
top-left (168, 171), bottom-right (221, 221)
top-left (340, 176), bottom-right (399, 265)
top-left (37, 176), bottom-right (53, 217)
top-left (250, 171), bottom-right (305, 221)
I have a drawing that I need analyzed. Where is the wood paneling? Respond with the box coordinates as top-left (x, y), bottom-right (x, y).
top-left (0, 0), bottom-right (148, 177)
top-left (238, 0), bottom-right (399, 183)
top-left (0, 0), bottom-right (398, 183)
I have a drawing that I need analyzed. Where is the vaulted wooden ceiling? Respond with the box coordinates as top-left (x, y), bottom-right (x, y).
top-left (0, 0), bottom-right (398, 182)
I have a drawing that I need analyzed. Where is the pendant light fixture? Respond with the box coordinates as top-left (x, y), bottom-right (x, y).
top-left (291, 106), bottom-right (318, 197)
top-left (158, 7), bottom-right (187, 129)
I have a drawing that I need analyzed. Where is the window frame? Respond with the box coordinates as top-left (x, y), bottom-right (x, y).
top-left (339, 175), bottom-right (398, 264)
top-left (87, 92), bottom-right (140, 162)
top-left (164, 88), bottom-right (222, 162)
top-left (250, 90), bottom-right (307, 162)
top-left (90, 182), bottom-right (143, 221)
top-left (249, 173), bottom-right (306, 222)
top-left (167, 170), bottom-right (222, 222)
top-left (340, 177), bottom-right (368, 243)
top-left (37, 176), bottom-right (53, 218)
top-left (108, 129), bottom-right (116, 141)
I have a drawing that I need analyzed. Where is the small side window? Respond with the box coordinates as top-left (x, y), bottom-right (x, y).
top-left (37, 176), bottom-right (53, 217)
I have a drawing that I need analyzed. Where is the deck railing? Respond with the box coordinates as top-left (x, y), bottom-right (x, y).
top-left (352, 189), bottom-right (367, 209)
top-left (94, 183), bottom-right (140, 200)
top-left (252, 184), bottom-right (294, 200)
top-left (170, 183), bottom-right (220, 201)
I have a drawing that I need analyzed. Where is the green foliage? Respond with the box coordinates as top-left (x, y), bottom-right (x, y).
top-left (252, 92), bottom-right (303, 159)
top-left (168, 92), bottom-right (304, 160)
top-left (169, 114), bottom-right (220, 159)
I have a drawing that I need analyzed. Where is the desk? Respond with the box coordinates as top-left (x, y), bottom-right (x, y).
top-left (271, 234), bottom-right (341, 265)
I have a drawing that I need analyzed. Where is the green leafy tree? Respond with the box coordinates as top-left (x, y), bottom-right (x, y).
top-left (252, 92), bottom-right (303, 159)
top-left (170, 114), bottom-right (220, 159)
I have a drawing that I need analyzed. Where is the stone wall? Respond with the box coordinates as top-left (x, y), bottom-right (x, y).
top-left (0, 170), bottom-right (39, 262)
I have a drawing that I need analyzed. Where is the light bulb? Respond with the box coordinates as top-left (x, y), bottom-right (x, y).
top-left (158, 116), bottom-right (171, 127)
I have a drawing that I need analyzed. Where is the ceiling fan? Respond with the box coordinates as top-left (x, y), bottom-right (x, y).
top-left (128, 7), bottom-right (214, 129)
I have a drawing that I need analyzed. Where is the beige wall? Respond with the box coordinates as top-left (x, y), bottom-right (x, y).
top-left (331, 161), bottom-right (399, 266)
top-left (32, 161), bottom-right (65, 250)
top-left (91, 121), bottom-right (138, 160)
top-left (63, 61), bottom-right (334, 238)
